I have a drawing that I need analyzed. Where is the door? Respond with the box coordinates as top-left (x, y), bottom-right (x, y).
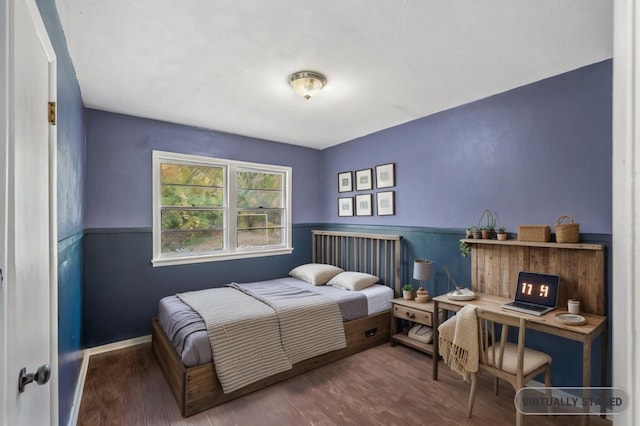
top-left (0, 0), bottom-right (58, 424)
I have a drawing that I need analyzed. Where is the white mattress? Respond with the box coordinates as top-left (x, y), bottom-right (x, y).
top-left (158, 277), bottom-right (394, 367)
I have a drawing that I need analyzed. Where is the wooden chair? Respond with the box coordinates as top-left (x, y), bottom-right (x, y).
top-left (467, 308), bottom-right (552, 426)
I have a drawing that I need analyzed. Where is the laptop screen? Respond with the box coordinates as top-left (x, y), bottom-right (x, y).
top-left (514, 271), bottom-right (560, 307)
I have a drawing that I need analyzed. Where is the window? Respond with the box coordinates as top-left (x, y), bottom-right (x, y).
top-left (152, 150), bottom-right (292, 266)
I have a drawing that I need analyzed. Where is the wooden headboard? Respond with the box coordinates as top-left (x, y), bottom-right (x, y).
top-left (312, 230), bottom-right (403, 296)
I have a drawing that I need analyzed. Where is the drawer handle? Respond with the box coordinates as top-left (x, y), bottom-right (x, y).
top-left (405, 311), bottom-right (415, 319)
top-left (365, 328), bottom-right (377, 338)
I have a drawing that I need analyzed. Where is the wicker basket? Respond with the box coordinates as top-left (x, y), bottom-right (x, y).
top-left (518, 225), bottom-right (551, 242)
top-left (556, 215), bottom-right (580, 243)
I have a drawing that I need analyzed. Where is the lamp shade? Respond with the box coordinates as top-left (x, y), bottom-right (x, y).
top-left (413, 259), bottom-right (433, 281)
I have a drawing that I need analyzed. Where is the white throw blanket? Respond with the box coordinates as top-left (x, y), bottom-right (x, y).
top-left (177, 283), bottom-right (347, 394)
top-left (177, 288), bottom-right (293, 393)
top-left (438, 304), bottom-right (479, 382)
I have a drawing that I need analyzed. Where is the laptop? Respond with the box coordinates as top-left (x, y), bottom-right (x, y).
top-left (501, 271), bottom-right (560, 316)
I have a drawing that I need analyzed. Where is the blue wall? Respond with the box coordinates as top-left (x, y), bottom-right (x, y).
top-left (84, 110), bottom-right (323, 228)
top-left (35, 2), bottom-right (86, 425)
top-left (321, 61), bottom-right (612, 233)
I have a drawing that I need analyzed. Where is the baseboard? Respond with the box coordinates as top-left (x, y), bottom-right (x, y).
top-left (67, 335), bottom-right (151, 426)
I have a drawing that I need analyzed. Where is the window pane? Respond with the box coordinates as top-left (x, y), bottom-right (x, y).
top-left (161, 163), bottom-right (224, 186)
top-left (161, 229), bottom-right (224, 253)
top-left (236, 189), bottom-right (282, 209)
top-left (161, 210), bottom-right (224, 231)
top-left (161, 185), bottom-right (224, 207)
top-left (237, 171), bottom-right (282, 190)
top-left (237, 210), bottom-right (282, 229)
top-left (237, 228), bottom-right (283, 248)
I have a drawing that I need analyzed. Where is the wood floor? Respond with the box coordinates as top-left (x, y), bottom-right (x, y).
top-left (77, 343), bottom-right (612, 426)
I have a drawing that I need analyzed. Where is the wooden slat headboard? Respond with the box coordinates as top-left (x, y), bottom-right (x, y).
top-left (312, 230), bottom-right (403, 296)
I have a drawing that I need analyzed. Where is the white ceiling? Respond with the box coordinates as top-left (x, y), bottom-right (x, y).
top-left (56, 0), bottom-right (612, 150)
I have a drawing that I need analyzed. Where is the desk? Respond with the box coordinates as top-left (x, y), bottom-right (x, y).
top-left (432, 293), bottom-right (607, 423)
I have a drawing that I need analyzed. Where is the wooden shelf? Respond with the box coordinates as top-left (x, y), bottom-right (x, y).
top-left (391, 331), bottom-right (435, 356)
top-left (460, 238), bottom-right (604, 251)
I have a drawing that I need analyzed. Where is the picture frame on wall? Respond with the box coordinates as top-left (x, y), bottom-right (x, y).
top-left (375, 163), bottom-right (395, 188)
top-left (338, 197), bottom-right (354, 216)
top-left (376, 191), bottom-right (395, 216)
top-left (355, 168), bottom-right (373, 191)
top-left (338, 171), bottom-right (353, 193)
top-left (355, 193), bottom-right (373, 216)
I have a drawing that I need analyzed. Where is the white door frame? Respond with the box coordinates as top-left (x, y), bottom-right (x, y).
top-left (612, 1), bottom-right (640, 425)
top-left (0, 0), bottom-right (58, 424)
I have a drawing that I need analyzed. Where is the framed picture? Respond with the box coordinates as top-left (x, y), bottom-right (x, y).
top-left (375, 163), bottom-right (395, 188)
top-left (355, 168), bottom-right (373, 191)
top-left (338, 171), bottom-right (353, 193)
top-left (338, 197), bottom-right (354, 216)
top-left (376, 191), bottom-right (395, 216)
top-left (355, 193), bottom-right (373, 216)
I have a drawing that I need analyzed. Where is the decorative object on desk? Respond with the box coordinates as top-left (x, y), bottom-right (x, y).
top-left (355, 168), bottom-right (373, 191)
top-left (555, 215), bottom-right (580, 243)
top-left (517, 224), bottom-right (551, 242)
top-left (337, 197), bottom-right (354, 217)
top-left (459, 240), bottom-right (471, 258)
top-left (554, 313), bottom-right (587, 326)
top-left (413, 259), bottom-right (433, 301)
top-left (443, 266), bottom-right (476, 300)
top-left (376, 191), bottom-right (395, 216)
top-left (476, 208), bottom-right (496, 239)
top-left (375, 163), bottom-right (395, 188)
top-left (402, 284), bottom-right (414, 300)
top-left (568, 299), bottom-right (580, 314)
top-left (415, 286), bottom-right (430, 303)
top-left (337, 171), bottom-right (352, 193)
top-left (496, 227), bottom-right (507, 240)
top-left (408, 324), bottom-right (433, 343)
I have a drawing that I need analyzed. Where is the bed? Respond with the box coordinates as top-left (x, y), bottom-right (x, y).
top-left (152, 230), bottom-right (403, 417)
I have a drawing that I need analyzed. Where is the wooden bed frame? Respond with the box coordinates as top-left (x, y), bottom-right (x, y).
top-left (152, 230), bottom-right (403, 417)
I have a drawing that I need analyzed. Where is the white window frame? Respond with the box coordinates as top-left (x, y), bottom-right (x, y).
top-left (152, 150), bottom-right (293, 267)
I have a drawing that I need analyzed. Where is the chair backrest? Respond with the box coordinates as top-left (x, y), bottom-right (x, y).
top-left (475, 308), bottom-right (527, 378)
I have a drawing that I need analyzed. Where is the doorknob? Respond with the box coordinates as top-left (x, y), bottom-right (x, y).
top-left (18, 364), bottom-right (51, 393)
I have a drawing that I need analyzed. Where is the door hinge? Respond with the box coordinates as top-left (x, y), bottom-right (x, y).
top-left (48, 102), bottom-right (56, 125)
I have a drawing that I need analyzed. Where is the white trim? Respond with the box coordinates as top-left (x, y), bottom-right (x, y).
top-left (612, 1), bottom-right (639, 425)
top-left (151, 150), bottom-right (293, 266)
top-left (67, 335), bottom-right (151, 426)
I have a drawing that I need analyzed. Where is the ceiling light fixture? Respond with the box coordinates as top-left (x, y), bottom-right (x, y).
top-left (288, 71), bottom-right (327, 100)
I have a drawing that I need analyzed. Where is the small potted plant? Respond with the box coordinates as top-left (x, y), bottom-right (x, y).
top-left (465, 226), bottom-right (475, 238)
top-left (402, 284), bottom-right (414, 300)
top-left (477, 209), bottom-right (497, 239)
top-left (496, 227), bottom-right (507, 241)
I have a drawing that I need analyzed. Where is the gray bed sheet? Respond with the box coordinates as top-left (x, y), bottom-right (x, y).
top-left (158, 277), bottom-right (389, 367)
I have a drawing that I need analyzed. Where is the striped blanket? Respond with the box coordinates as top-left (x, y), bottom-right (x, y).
top-left (177, 282), bottom-right (346, 394)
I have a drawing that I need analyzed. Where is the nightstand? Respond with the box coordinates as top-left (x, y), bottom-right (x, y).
top-left (390, 298), bottom-right (442, 356)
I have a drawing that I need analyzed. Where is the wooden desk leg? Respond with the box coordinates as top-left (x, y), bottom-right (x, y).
top-left (432, 299), bottom-right (440, 380)
top-left (582, 338), bottom-right (592, 426)
top-left (597, 325), bottom-right (608, 419)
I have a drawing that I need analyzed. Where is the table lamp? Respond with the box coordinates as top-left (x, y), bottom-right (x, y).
top-left (413, 259), bottom-right (433, 302)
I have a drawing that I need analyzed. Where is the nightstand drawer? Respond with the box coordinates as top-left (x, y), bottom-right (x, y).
top-left (393, 305), bottom-right (432, 326)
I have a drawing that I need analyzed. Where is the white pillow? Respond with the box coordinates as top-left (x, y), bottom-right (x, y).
top-left (327, 271), bottom-right (379, 291)
top-left (289, 263), bottom-right (344, 285)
